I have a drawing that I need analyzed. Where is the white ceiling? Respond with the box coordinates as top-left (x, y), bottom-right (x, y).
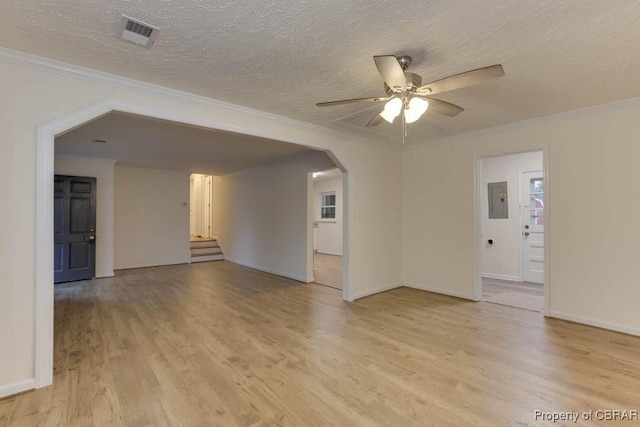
top-left (3, 1), bottom-right (640, 144)
top-left (55, 112), bottom-right (328, 175)
top-left (313, 168), bottom-right (342, 182)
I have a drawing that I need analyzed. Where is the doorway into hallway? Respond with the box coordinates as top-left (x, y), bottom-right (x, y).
top-left (477, 151), bottom-right (545, 312)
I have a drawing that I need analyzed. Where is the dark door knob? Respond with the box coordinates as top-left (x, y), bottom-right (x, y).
top-left (487, 239), bottom-right (493, 245)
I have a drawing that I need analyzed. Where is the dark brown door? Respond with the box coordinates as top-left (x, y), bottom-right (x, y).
top-left (54, 175), bottom-right (96, 283)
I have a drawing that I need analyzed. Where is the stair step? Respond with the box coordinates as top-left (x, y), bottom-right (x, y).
top-left (191, 254), bottom-right (224, 262)
top-left (191, 245), bottom-right (222, 252)
top-left (190, 237), bottom-right (224, 262)
top-left (190, 240), bottom-right (218, 248)
top-left (191, 247), bottom-right (222, 256)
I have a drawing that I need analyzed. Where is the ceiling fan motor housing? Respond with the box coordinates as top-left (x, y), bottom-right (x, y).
top-left (384, 72), bottom-right (423, 96)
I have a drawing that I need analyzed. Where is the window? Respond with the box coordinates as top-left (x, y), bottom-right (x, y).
top-left (529, 177), bottom-right (544, 225)
top-left (320, 192), bottom-right (336, 219)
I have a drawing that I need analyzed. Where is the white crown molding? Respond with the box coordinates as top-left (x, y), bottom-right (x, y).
top-left (0, 46), bottom-right (399, 150)
top-left (409, 95), bottom-right (640, 150)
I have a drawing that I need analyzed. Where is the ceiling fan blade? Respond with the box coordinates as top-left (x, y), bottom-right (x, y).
top-left (374, 55), bottom-right (407, 92)
top-left (417, 64), bottom-right (504, 96)
top-left (366, 112), bottom-right (384, 127)
top-left (316, 96), bottom-right (389, 107)
top-left (416, 96), bottom-right (464, 117)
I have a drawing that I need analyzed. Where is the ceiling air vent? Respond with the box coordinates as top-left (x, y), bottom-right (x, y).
top-left (117, 15), bottom-right (158, 48)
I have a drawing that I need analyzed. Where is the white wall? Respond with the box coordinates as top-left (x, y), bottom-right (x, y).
top-left (114, 166), bottom-right (190, 270)
top-left (214, 157), bottom-right (314, 282)
top-left (402, 99), bottom-right (640, 335)
top-left (53, 155), bottom-right (116, 278)
top-left (0, 49), bottom-right (402, 397)
top-left (313, 174), bottom-right (343, 256)
top-left (480, 151), bottom-right (542, 281)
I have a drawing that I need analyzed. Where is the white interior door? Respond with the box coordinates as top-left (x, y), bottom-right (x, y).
top-left (521, 171), bottom-right (544, 283)
top-left (193, 175), bottom-right (204, 237)
top-left (203, 175), bottom-right (212, 239)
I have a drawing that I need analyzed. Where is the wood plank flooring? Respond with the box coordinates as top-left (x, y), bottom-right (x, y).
top-left (2, 261), bottom-right (640, 426)
top-left (312, 253), bottom-right (342, 290)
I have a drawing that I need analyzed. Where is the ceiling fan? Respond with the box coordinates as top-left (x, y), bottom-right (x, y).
top-left (316, 55), bottom-right (504, 132)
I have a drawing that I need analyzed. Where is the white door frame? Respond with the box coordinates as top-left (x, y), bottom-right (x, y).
top-left (35, 98), bottom-right (352, 389)
top-left (189, 175), bottom-right (196, 236)
top-left (190, 174), bottom-right (213, 238)
top-left (203, 175), bottom-right (213, 238)
top-left (473, 147), bottom-right (550, 315)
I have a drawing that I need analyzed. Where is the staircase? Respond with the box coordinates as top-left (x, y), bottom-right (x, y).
top-left (190, 238), bottom-right (224, 263)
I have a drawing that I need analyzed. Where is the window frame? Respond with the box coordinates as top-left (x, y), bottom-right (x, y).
top-left (319, 191), bottom-right (337, 221)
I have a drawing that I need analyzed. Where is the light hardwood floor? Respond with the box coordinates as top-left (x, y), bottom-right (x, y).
top-left (482, 278), bottom-right (544, 312)
top-left (2, 262), bottom-right (639, 426)
top-left (312, 253), bottom-right (342, 290)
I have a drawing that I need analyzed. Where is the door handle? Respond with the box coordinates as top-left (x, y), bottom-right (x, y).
top-left (524, 225), bottom-right (530, 229)
top-left (88, 235), bottom-right (96, 244)
top-left (523, 231), bottom-right (530, 236)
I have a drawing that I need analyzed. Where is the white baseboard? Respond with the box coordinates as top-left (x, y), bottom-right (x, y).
top-left (316, 251), bottom-right (343, 257)
top-left (224, 258), bottom-right (311, 283)
top-left (548, 311), bottom-right (640, 337)
top-left (114, 260), bottom-right (190, 270)
top-left (481, 273), bottom-right (521, 282)
top-left (353, 283), bottom-right (402, 300)
top-left (403, 282), bottom-right (475, 301)
top-left (0, 378), bottom-right (35, 399)
top-left (95, 270), bottom-right (115, 279)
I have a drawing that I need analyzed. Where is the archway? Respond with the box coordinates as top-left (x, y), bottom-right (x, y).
top-left (35, 98), bottom-right (351, 388)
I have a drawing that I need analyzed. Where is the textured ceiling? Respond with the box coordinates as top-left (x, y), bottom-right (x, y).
top-left (55, 112), bottom-right (335, 175)
top-left (3, 1), bottom-right (640, 144)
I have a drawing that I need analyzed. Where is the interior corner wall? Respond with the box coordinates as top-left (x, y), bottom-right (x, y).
top-left (313, 175), bottom-right (344, 256)
top-left (54, 155), bottom-right (116, 278)
top-left (402, 100), bottom-right (640, 334)
top-left (480, 151), bottom-right (542, 281)
top-left (114, 166), bottom-right (190, 270)
top-left (213, 158), bottom-right (313, 283)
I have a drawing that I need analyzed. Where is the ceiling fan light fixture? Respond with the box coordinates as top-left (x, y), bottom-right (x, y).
top-left (380, 98), bottom-right (402, 123)
top-left (404, 97), bottom-right (429, 124)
